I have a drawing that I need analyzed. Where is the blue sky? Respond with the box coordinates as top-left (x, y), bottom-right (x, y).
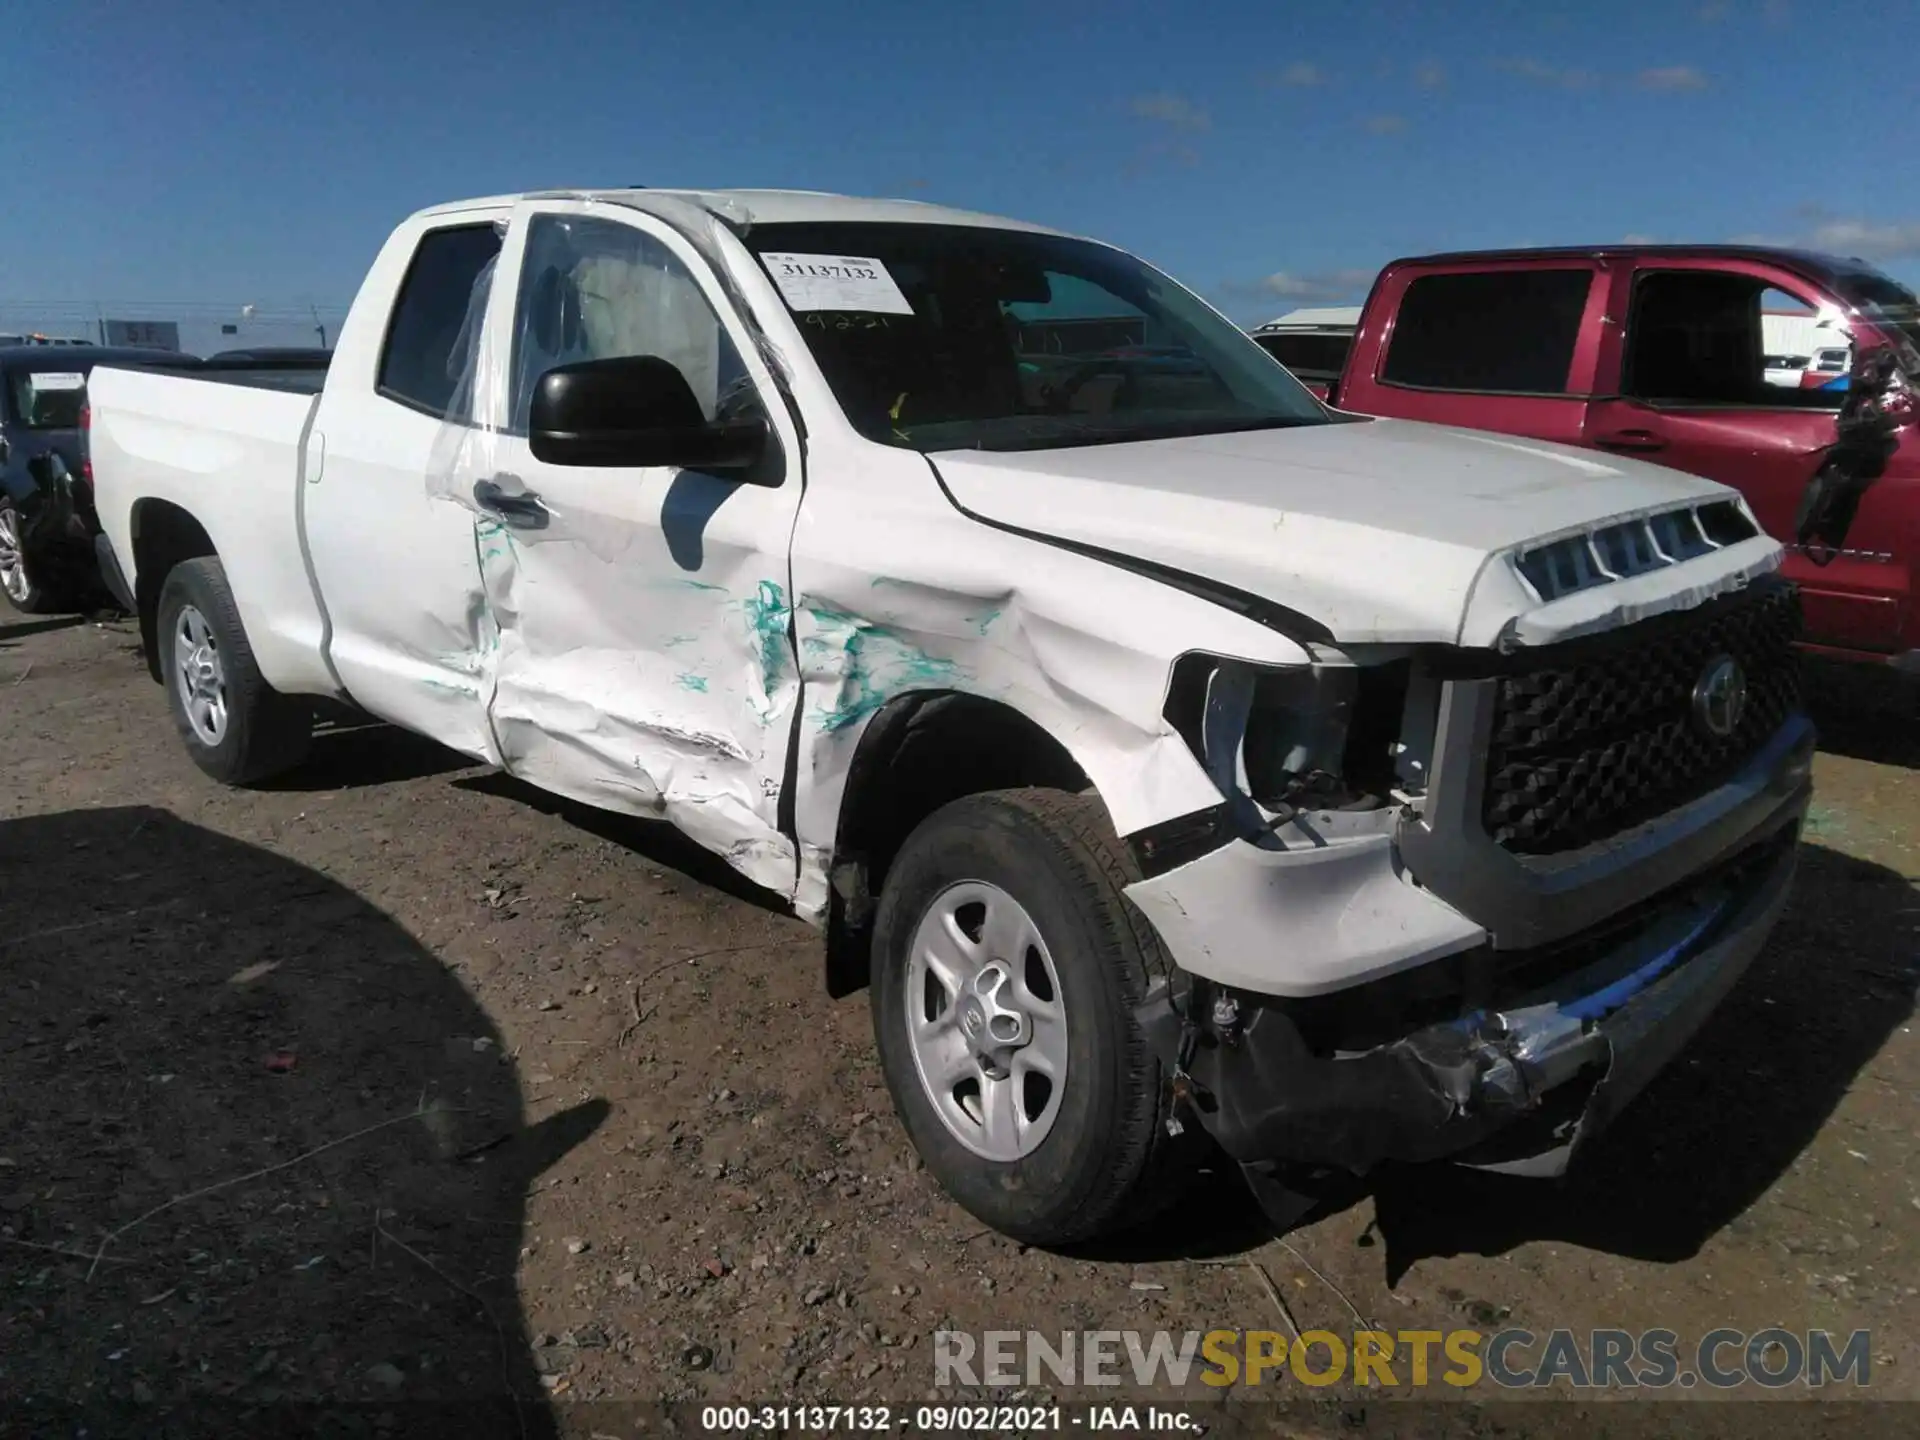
top-left (6, 0), bottom-right (1919, 350)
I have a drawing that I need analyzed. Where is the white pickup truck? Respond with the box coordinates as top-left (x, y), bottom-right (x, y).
top-left (88, 188), bottom-right (1814, 1242)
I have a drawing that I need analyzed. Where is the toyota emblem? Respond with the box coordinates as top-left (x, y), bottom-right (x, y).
top-left (1691, 654), bottom-right (1748, 738)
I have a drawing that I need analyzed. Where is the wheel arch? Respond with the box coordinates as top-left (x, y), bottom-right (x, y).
top-left (130, 499), bottom-right (217, 682)
top-left (821, 690), bottom-right (1096, 997)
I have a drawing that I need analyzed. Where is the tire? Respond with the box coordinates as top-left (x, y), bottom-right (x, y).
top-left (157, 556), bottom-right (312, 784)
top-left (0, 495), bottom-right (60, 614)
top-left (871, 787), bottom-right (1190, 1246)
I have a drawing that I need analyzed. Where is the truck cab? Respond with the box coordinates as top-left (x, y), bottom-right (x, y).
top-left (1331, 246), bottom-right (1920, 671)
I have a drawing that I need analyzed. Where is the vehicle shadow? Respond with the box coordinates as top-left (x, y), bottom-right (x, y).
top-left (0, 805), bottom-right (605, 1438)
top-left (257, 713), bottom-right (480, 793)
top-left (452, 770), bottom-right (793, 918)
top-left (1368, 840), bottom-right (1916, 1284)
top-left (0, 614), bottom-right (87, 644)
top-left (1805, 657), bottom-right (1920, 768)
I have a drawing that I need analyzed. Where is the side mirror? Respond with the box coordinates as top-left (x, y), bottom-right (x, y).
top-left (529, 355), bottom-right (768, 472)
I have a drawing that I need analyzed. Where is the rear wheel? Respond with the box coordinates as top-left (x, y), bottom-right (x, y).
top-left (0, 496), bottom-right (57, 614)
top-left (158, 557), bottom-right (311, 784)
top-left (871, 788), bottom-right (1190, 1245)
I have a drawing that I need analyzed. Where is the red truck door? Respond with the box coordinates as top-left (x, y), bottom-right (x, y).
top-left (1586, 259), bottom-right (1908, 653)
top-left (1338, 261), bottom-right (1609, 446)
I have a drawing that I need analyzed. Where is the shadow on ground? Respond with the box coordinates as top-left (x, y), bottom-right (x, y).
top-left (1369, 841), bottom-right (1916, 1284)
top-left (453, 770), bottom-right (792, 918)
top-left (0, 615), bottom-right (87, 645)
top-left (0, 806), bottom-right (606, 1437)
top-left (256, 717), bottom-right (479, 793)
top-left (1805, 657), bottom-right (1920, 769)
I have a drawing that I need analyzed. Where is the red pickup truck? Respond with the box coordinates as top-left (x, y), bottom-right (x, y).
top-left (1324, 245), bottom-right (1920, 672)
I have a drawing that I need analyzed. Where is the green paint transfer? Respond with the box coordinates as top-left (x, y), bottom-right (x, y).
top-left (738, 580), bottom-right (792, 711)
top-left (675, 672), bottom-right (710, 693)
top-left (803, 601), bottom-right (968, 734)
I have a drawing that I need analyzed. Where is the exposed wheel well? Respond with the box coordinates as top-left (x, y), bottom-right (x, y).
top-left (823, 691), bottom-right (1091, 997)
top-left (131, 500), bottom-right (216, 683)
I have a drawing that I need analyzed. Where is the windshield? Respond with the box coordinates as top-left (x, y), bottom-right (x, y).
top-left (1828, 262), bottom-right (1920, 370)
top-left (5, 367), bottom-right (89, 429)
top-left (740, 222), bottom-right (1329, 452)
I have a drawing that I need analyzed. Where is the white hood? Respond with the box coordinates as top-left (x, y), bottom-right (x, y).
top-left (931, 417), bottom-right (1781, 648)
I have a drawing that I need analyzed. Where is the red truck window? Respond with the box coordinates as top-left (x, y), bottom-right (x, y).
top-left (1381, 269), bottom-right (1591, 395)
top-left (1621, 270), bottom-right (1837, 409)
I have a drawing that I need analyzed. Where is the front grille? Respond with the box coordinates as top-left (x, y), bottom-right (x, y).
top-left (1481, 580), bottom-right (1801, 854)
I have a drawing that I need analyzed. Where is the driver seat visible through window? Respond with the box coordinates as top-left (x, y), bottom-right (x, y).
top-left (1626, 272), bottom-right (1794, 405)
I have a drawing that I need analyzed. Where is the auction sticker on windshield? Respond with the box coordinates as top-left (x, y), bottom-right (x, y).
top-left (760, 253), bottom-right (913, 315)
top-left (29, 372), bottom-right (86, 391)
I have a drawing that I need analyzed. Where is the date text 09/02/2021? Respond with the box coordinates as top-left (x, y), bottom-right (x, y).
top-left (700, 1405), bottom-right (1199, 1433)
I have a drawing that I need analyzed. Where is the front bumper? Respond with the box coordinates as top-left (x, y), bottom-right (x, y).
top-left (1141, 824), bottom-right (1799, 1177)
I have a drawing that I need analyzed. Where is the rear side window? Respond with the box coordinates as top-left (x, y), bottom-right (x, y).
top-left (377, 223), bottom-right (503, 419)
top-left (5, 367), bottom-right (90, 429)
top-left (1381, 269), bottom-right (1592, 395)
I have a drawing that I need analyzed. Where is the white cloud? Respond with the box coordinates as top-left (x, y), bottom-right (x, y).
top-left (1621, 233), bottom-right (1660, 245)
top-left (1128, 92), bottom-right (1211, 131)
top-left (1273, 62), bottom-right (1329, 88)
top-left (1696, 1), bottom-right (1731, 19)
top-left (1637, 65), bottom-right (1710, 92)
top-left (1363, 113), bottom-right (1408, 135)
top-left (1412, 59), bottom-right (1447, 90)
top-left (1248, 268), bottom-right (1379, 301)
top-left (1495, 57), bottom-right (1600, 90)
top-left (1807, 218), bottom-right (1920, 260)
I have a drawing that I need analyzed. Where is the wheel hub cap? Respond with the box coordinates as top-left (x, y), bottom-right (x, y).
top-left (904, 880), bottom-right (1068, 1162)
top-left (172, 604), bottom-right (229, 746)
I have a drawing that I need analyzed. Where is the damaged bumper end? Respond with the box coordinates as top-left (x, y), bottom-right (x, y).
top-left (1143, 828), bottom-right (1799, 1180)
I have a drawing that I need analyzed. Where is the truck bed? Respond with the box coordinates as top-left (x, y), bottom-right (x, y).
top-left (86, 364), bottom-right (336, 696)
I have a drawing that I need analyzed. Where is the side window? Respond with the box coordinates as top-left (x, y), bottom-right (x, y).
top-left (376, 223), bottom-right (504, 420)
top-left (1625, 272), bottom-right (1836, 406)
top-left (1381, 269), bottom-right (1592, 395)
top-left (1760, 288), bottom-right (1816, 386)
top-left (508, 213), bottom-right (757, 435)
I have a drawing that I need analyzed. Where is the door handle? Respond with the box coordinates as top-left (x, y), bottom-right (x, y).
top-left (1592, 428), bottom-right (1668, 454)
top-left (472, 477), bottom-right (551, 529)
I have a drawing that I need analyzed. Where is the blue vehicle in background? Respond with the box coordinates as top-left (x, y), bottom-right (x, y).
top-left (0, 344), bottom-right (196, 613)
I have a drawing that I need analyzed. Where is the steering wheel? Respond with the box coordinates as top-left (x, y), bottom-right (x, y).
top-left (1038, 357), bottom-right (1138, 413)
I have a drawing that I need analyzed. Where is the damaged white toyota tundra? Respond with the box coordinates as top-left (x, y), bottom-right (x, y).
top-left (87, 189), bottom-right (1813, 1243)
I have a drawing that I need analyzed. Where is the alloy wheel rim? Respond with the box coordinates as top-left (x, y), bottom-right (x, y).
top-left (0, 509), bottom-right (29, 603)
top-left (904, 879), bottom-right (1069, 1162)
top-left (173, 604), bottom-right (229, 746)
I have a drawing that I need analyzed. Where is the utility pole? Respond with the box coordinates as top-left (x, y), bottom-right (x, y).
top-left (311, 304), bottom-right (328, 349)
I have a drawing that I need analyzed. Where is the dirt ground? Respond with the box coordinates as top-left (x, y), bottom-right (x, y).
top-left (1, 613), bottom-right (1915, 1438)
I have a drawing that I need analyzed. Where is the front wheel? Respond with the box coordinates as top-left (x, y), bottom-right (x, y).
top-left (157, 557), bottom-right (311, 785)
top-left (870, 788), bottom-right (1190, 1245)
